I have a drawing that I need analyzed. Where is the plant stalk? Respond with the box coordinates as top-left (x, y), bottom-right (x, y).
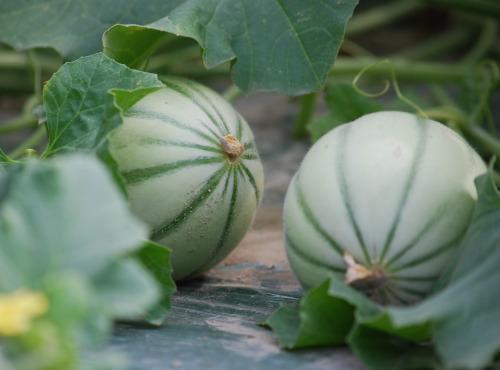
top-left (9, 125), bottom-right (47, 160)
top-left (222, 84), bottom-right (244, 103)
top-left (330, 57), bottom-right (470, 84)
top-left (345, 0), bottom-right (424, 37)
top-left (422, 0), bottom-right (500, 20)
top-left (463, 17), bottom-right (499, 63)
top-left (293, 92), bottom-right (318, 139)
top-left (0, 95), bottom-right (41, 134)
top-left (461, 124), bottom-right (500, 161)
top-left (392, 27), bottom-right (473, 60)
top-left (0, 50), bottom-right (61, 73)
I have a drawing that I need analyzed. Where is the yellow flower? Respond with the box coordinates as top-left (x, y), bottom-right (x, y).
top-left (0, 289), bottom-right (49, 336)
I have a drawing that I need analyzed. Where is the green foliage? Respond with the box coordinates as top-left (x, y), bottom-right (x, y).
top-left (0, 0), bottom-right (184, 60)
top-left (134, 241), bottom-right (176, 325)
top-left (262, 169), bottom-right (500, 370)
top-left (39, 52), bottom-right (164, 196)
top-left (0, 0), bottom-right (499, 368)
top-left (103, 0), bottom-right (359, 96)
top-left (0, 154), bottom-right (161, 368)
top-left (262, 279), bottom-right (353, 349)
top-left (42, 53), bottom-right (163, 159)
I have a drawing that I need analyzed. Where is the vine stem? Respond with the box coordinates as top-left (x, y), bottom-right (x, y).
top-left (463, 18), bottom-right (499, 63)
top-left (9, 125), bottom-right (47, 160)
top-left (293, 92), bottom-right (318, 139)
top-left (330, 57), bottom-right (470, 84)
top-left (345, 0), bottom-right (424, 36)
top-left (461, 124), bottom-right (500, 161)
top-left (392, 27), bottom-right (473, 60)
top-left (352, 59), bottom-right (428, 118)
top-left (422, 0), bottom-right (500, 19)
top-left (0, 95), bottom-right (40, 134)
top-left (0, 50), bottom-right (61, 73)
top-left (222, 84), bottom-right (243, 103)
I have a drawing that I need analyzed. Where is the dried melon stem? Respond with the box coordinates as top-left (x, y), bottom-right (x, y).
top-left (343, 251), bottom-right (388, 291)
top-left (219, 134), bottom-right (245, 163)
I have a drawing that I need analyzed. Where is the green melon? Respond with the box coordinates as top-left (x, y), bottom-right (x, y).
top-left (284, 111), bottom-right (486, 305)
top-left (109, 77), bottom-right (264, 281)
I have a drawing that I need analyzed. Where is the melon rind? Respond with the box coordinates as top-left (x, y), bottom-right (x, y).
top-left (110, 77), bottom-right (264, 281)
top-left (284, 111), bottom-right (486, 305)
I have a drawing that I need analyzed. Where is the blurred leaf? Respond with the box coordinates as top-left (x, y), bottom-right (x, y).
top-left (0, 149), bottom-right (12, 163)
top-left (348, 325), bottom-right (442, 370)
top-left (104, 0), bottom-right (359, 96)
top-left (309, 82), bottom-right (382, 142)
top-left (0, 154), bottom-right (151, 289)
top-left (92, 259), bottom-right (160, 320)
top-left (133, 241), bottom-right (176, 325)
top-left (0, 154), bottom-right (161, 368)
top-left (0, 0), bottom-right (184, 60)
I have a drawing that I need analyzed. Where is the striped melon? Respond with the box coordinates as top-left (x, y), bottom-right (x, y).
top-left (284, 111), bottom-right (486, 305)
top-left (109, 77), bottom-right (264, 281)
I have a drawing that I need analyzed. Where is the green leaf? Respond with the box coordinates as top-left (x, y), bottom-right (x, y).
top-left (92, 259), bottom-right (160, 320)
top-left (262, 279), bottom-right (354, 349)
top-left (348, 325), bottom-right (442, 370)
top-left (104, 0), bottom-right (359, 96)
top-left (435, 168), bottom-right (500, 287)
top-left (0, 154), bottom-right (161, 368)
top-left (309, 82), bottom-right (382, 142)
top-left (42, 53), bottom-right (163, 160)
top-left (327, 279), bottom-right (432, 343)
top-left (103, 26), bottom-right (167, 70)
top-left (0, 0), bottom-right (184, 60)
top-left (41, 272), bottom-right (110, 346)
top-left (133, 240), bottom-right (176, 325)
top-left (0, 154), bottom-right (150, 289)
top-left (109, 86), bottom-right (163, 113)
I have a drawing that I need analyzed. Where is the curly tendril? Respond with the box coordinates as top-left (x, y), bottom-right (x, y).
top-left (352, 59), bottom-right (428, 119)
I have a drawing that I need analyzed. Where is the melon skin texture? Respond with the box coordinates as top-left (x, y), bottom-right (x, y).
top-left (284, 111), bottom-right (486, 305)
top-left (109, 77), bottom-right (264, 281)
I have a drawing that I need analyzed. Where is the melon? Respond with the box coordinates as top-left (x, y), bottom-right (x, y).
top-left (109, 77), bottom-right (264, 281)
top-left (284, 111), bottom-right (486, 305)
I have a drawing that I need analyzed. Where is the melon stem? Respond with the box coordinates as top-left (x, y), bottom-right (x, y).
top-left (219, 134), bottom-right (245, 163)
top-left (343, 251), bottom-right (388, 291)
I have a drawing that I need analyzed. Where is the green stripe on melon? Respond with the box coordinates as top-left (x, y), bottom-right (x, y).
top-left (284, 111), bottom-right (486, 305)
top-left (109, 76), bottom-right (264, 281)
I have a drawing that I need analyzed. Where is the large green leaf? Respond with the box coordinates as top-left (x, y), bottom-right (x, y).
top-left (0, 0), bottom-right (184, 60)
top-left (42, 52), bottom-right (163, 162)
top-left (42, 52), bottom-right (162, 157)
top-left (104, 0), bottom-right (359, 96)
top-left (264, 169), bottom-right (500, 370)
